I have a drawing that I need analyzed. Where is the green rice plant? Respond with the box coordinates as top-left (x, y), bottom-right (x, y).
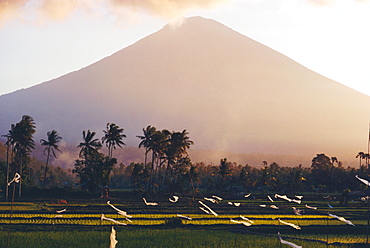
top-left (0, 228), bottom-right (332, 248)
top-left (0, 202), bottom-right (40, 211)
top-left (289, 233), bottom-right (367, 244)
top-left (0, 212), bottom-right (365, 227)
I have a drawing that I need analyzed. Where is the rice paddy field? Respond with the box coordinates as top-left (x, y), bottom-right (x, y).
top-left (0, 192), bottom-right (369, 247)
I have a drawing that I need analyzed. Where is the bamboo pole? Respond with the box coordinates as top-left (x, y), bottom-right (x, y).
top-left (5, 137), bottom-right (10, 202)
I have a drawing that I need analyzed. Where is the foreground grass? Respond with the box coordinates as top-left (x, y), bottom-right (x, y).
top-left (0, 227), bottom-right (333, 248)
top-left (0, 192), bottom-right (369, 247)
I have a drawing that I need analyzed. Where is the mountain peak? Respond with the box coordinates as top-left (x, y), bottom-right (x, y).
top-left (1, 16), bottom-right (369, 166)
top-left (162, 15), bottom-right (238, 38)
top-left (164, 16), bottom-right (221, 28)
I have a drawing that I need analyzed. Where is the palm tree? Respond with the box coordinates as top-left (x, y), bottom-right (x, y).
top-left (162, 130), bottom-right (193, 193)
top-left (137, 125), bottom-right (157, 167)
top-left (78, 130), bottom-right (102, 160)
top-left (10, 115), bottom-right (36, 156)
top-left (356, 152), bottom-right (366, 168)
top-left (2, 132), bottom-right (13, 201)
top-left (366, 153), bottom-right (370, 171)
top-left (137, 126), bottom-right (156, 193)
top-left (9, 115), bottom-right (36, 197)
top-left (150, 129), bottom-right (170, 181)
top-left (164, 130), bottom-right (193, 165)
top-left (40, 130), bottom-right (62, 187)
top-left (167, 130), bottom-right (194, 159)
top-left (102, 123), bottom-right (126, 159)
top-left (151, 129), bottom-right (170, 193)
top-left (138, 127), bottom-right (173, 193)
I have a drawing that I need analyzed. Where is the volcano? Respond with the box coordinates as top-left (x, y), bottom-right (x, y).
top-left (1, 16), bottom-right (369, 166)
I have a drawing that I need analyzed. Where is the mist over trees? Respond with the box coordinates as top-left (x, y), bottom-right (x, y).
top-left (1, 115), bottom-right (370, 200)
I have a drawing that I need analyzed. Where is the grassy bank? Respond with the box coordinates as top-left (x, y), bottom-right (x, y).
top-left (1, 227), bottom-right (340, 248)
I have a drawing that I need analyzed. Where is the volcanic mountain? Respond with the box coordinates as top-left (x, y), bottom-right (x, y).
top-left (1, 16), bottom-right (369, 166)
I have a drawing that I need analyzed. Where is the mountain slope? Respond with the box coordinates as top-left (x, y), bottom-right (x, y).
top-left (1, 16), bottom-right (369, 165)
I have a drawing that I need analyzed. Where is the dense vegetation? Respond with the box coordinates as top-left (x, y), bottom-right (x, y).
top-left (1, 115), bottom-right (370, 200)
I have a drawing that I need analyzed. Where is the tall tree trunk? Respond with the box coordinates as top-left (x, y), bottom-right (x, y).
top-left (154, 155), bottom-right (162, 193)
top-left (43, 147), bottom-right (50, 187)
top-left (18, 152), bottom-right (22, 198)
top-left (147, 151), bottom-right (156, 194)
top-left (162, 160), bottom-right (172, 194)
top-left (109, 144), bottom-right (113, 159)
top-left (144, 149), bottom-right (148, 168)
top-left (5, 139), bottom-right (10, 202)
top-left (190, 177), bottom-right (196, 201)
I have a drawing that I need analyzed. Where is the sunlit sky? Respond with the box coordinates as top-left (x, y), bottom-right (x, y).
top-left (0, 0), bottom-right (370, 97)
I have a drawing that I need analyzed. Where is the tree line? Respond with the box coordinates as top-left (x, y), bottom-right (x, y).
top-left (1, 115), bottom-right (369, 199)
top-left (111, 154), bottom-right (370, 197)
top-left (1, 115), bottom-right (194, 198)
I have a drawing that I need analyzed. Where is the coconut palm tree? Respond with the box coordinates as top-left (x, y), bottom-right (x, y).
top-left (356, 152), bottom-right (366, 168)
top-left (162, 130), bottom-right (193, 193)
top-left (9, 115), bottom-right (36, 197)
top-left (138, 127), bottom-right (173, 193)
top-left (102, 123), bottom-right (126, 159)
top-left (11, 115), bottom-right (36, 156)
top-left (78, 130), bottom-right (102, 160)
top-left (2, 132), bottom-right (13, 201)
top-left (147, 128), bottom-right (170, 193)
top-left (150, 129), bottom-right (170, 179)
top-left (366, 153), bottom-right (370, 170)
top-left (137, 125), bottom-right (157, 168)
top-left (40, 130), bottom-right (62, 187)
top-left (168, 130), bottom-right (194, 159)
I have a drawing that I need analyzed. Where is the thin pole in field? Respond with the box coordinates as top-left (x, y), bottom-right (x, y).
top-left (367, 123), bottom-right (370, 171)
top-left (6, 181), bottom-right (16, 248)
top-left (326, 214), bottom-right (329, 247)
top-left (100, 214), bottom-right (103, 245)
top-left (278, 233), bottom-right (282, 248)
top-left (278, 219), bottom-right (282, 248)
top-left (367, 196), bottom-right (369, 244)
top-left (367, 123), bottom-right (369, 244)
top-left (5, 136), bottom-right (10, 202)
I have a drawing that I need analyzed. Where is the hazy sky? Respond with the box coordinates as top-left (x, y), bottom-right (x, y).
top-left (1, 0), bottom-right (370, 96)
